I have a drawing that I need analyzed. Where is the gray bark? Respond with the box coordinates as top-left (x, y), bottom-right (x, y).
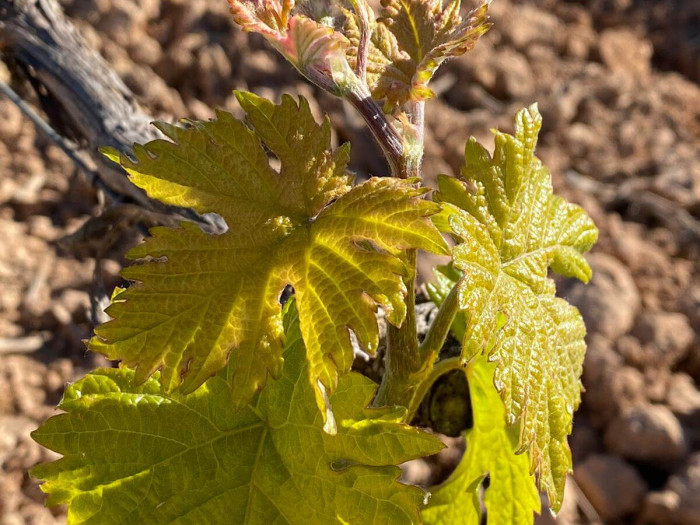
top-left (0, 0), bottom-right (225, 232)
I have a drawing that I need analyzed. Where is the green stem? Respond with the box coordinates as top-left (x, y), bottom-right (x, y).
top-left (343, 91), bottom-right (455, 414)
top-left (373, 249), bottom-right (420, 407)
top-left (374, 278), bottom-right (461, 411)
top-left (372, 100), bottom-right (430, 409)
top-left (418, 282), bottom-right (460, 362)
top-left (406, 356), bottom-right (462, 421)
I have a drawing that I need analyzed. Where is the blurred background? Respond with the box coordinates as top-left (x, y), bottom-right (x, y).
top-left (0, 0), bottom-right (698, 523)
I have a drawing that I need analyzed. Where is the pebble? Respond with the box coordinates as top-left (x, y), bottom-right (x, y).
top-left (574, 454), bottom-right (647, 520)
top-left (605, 404), bottom-right (688, 463)
top-left (565, 253), bottom-right (641, 340)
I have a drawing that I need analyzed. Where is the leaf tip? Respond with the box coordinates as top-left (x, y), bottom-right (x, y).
top-left (100, 146), bottom-right (122, 165)
top-left (234, 89), bottom-right (265, 110)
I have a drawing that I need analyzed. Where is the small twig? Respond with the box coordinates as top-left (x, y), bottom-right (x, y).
top-left (567, 476), bottom-right (603, 525)
top-left (0, 78), bottom-right (121, 203)
top-left (21, 253), bottom-right (53, 315)
top-left (0, 334), bottom-right (47, 354)
top-left (373, 99), bottom-right (428, 410)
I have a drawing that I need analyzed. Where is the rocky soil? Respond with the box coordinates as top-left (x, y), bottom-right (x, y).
top-left (0, 0), bottom-right (698, 523)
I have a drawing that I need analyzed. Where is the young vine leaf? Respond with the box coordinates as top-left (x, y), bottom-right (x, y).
top-left (32, 301), bottom-right (444, 525)
top-left (425, 275), bottom-right (540, 525)
top-left (91, 93), bottom-right (448, 419)
top-left (434, 105), bottom-right (598, 510)
top-left (228, 0), bottom-right (356, 95)
top-left (423, 359), bottom-right (541, 525)
top-left (345, 0), bottom-right (491, 108)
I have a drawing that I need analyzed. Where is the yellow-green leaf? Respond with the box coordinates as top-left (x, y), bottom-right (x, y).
top-left (91, 92), bottom-right (448, 416)
top-left (435, 105), bottom-right (597, 510)
top-left (422, 359), bottom-right (541, 525)
top-left (33, 301), bottom-right (444, 524)
top-left (346, 0), bottom-right (491, 108)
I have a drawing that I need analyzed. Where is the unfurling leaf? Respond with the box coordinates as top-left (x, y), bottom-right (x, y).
top-left (422, 359), bottom-right (541, 525)
top-left (33, 302), bottom-right (444, 525)
top-left (435, 105), bottom-right (598, 510)
top-left (92, 93), bottom-right (448, 417)
top-left (228, 0), bottom-right (358, 94)
top-left (425, 275), bottom-right (540, 525)
top-left (346, 0), bottom-right (491, 108)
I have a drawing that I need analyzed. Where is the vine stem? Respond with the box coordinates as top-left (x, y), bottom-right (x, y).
top-left (344, 85), bottom-right (404, 177)
top-left (342, 86), bottom-right (457, 416)
top-left (371, 99), bottom-right (448, 412)
top-left (374, 273), bottom-right (462, 412)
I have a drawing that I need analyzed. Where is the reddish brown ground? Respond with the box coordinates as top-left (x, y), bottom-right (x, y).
top-left (0, 0), bottom-right (698, 523)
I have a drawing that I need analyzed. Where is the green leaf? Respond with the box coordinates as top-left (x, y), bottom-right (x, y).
top-left (425, 273), bottom-right (540, 525)
top-left (32, 301), bottom-right (444, 525)
top-left (228, 0), bottom-right (358, 95)
top-left (435, 105), bottom-right (597, 510)
top-left (422, 359), bottom-right (541, 525)
top-left (91, 93), bottom-right (448, 415)
top-left (345, 0), bottom-right (491, 108)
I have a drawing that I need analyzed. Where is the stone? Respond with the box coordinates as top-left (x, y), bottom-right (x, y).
top-left (400, 459), bottom-right (432, 486)
top-left (681, 285), bottom-right (700, 328)
top-left (127, 35), bottom-right (162, 67)
top-left (25, 215), bottom-right (59, 243)
top-left (631, 312), bottom-right (694, 367)
top-left (605, 404), bottom-right (688, 462)
top-left (583, 335), bottom-right (623, 383)
top-left (58, 289), bottom-right (90, 318)
top-left (644, 367), bottom-right (673, 404)
top-left (565, 22), bottom-right (596, 60)
top-left (582, 337), bottom-right (648, 427)
top-left (598, 28), bottom-right (652, 79)
top-left (493, 49), bottom-right (535, 100)
top-left (667, 374), bottom-right (700, 417)
top-left (615, 366), bottom-right (649, 407)
top-left (0, 99), bottom-right (24, 145)
top-left (563, 122), bottom-right (599, 158)
top-left (574, 454), bottom-right (647, 520)
top-left (570, 416), bottom-right (601, 463)
top-left (564, 253), bottom-right (640, 339)
top-left (642, 453), bottom-right (700, 525)
top-left (643, 491), bottom-right (683, 525)
top-left (609, 221), bottom-right (688, 313)
top-left (497, 5), bottom-right (565, 52)
top-left (238, 50), bottom-right (278, 85)
top-left (616, 335), bottom-right (645, 367)
top-left (679, 286), bottom-right (700, 380)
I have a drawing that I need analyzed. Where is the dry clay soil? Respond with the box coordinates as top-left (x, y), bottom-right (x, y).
top-left (0, 0), bottom-right (699, 524)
